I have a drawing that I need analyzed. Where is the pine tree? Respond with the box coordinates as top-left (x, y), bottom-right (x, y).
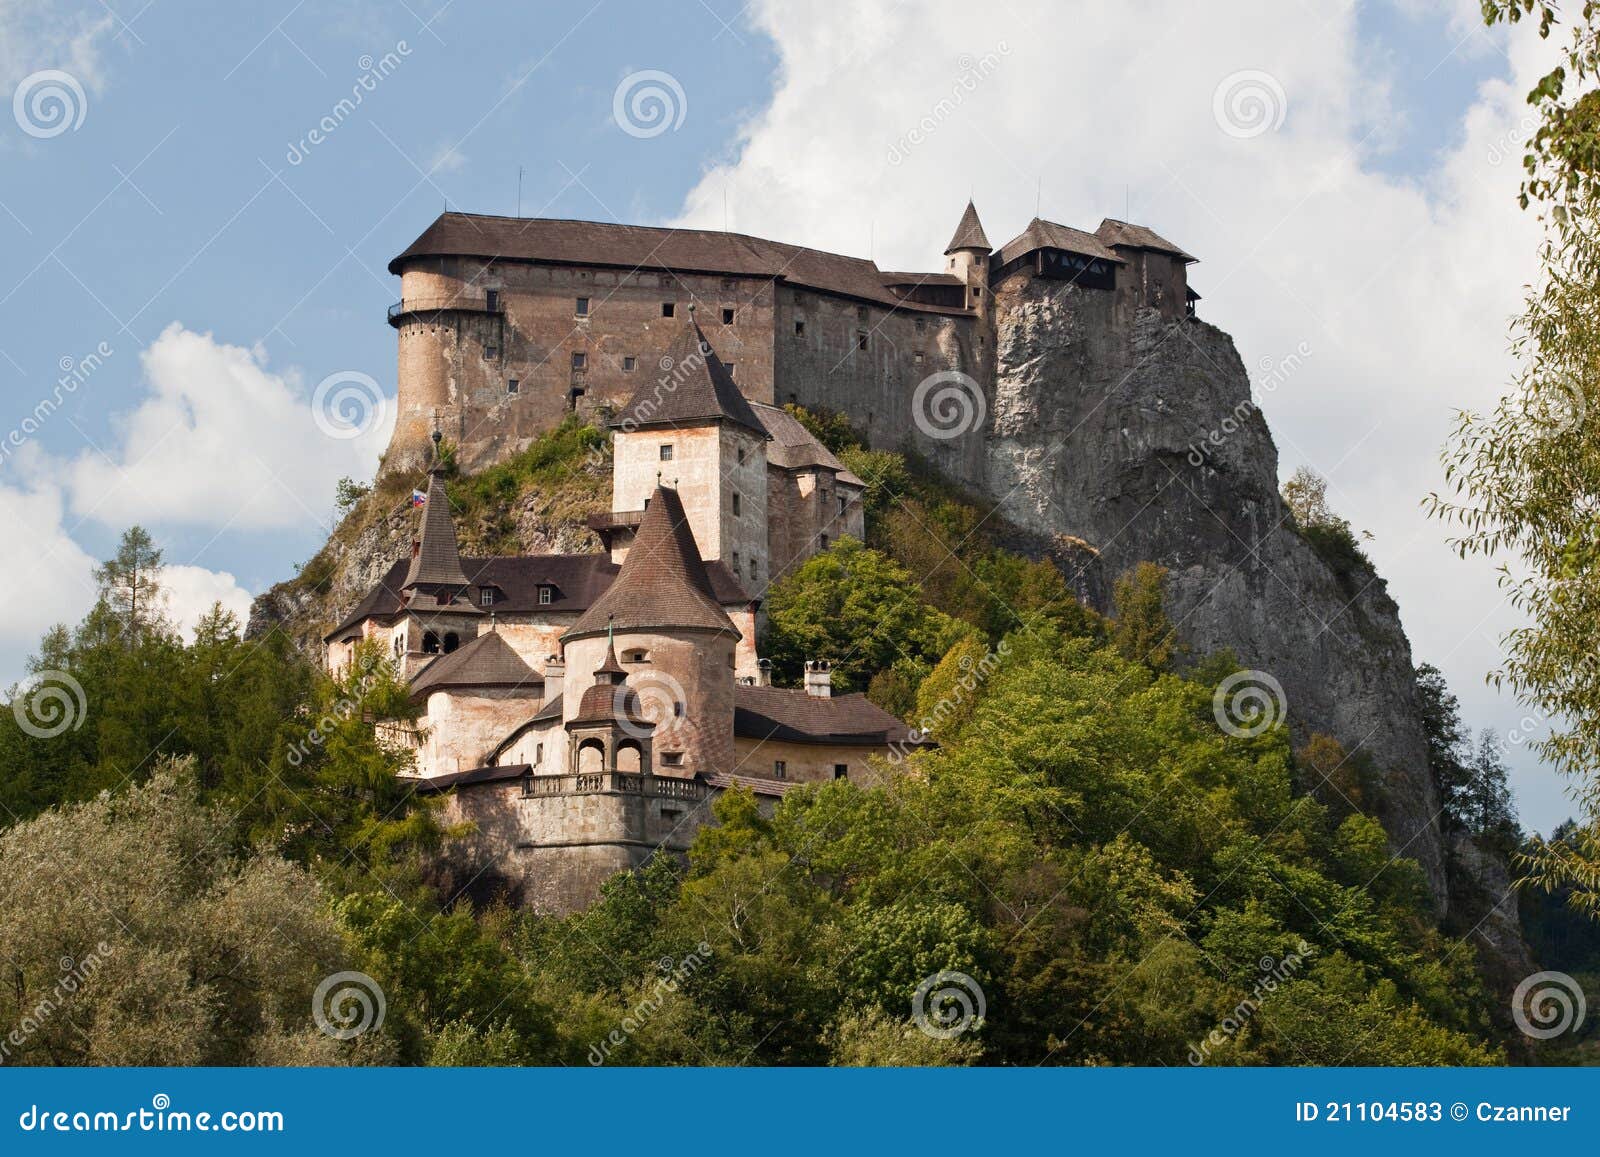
top-left (92, 526), bottom-right (165, 643)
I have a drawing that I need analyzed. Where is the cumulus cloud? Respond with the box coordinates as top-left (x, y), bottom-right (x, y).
top-left (159, 563), bottom-right (255, 641)
top-left (64, 322), bottom-right (393, 533)
top-left (0, 476), bottom-right (98, 658)
top-left (672, 1), bottom-right (1564, 825)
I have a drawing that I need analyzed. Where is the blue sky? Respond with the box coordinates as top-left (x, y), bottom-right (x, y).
top-left (0, 1), bottom-right (1571, 829)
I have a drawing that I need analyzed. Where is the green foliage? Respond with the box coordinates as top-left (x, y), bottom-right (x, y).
top-left (1111, 562), bottom-right (1176, 670)
top-left (445, 416), bottom-right (609, 554)
top-left (1282, 466), bottom-right (1371, 578)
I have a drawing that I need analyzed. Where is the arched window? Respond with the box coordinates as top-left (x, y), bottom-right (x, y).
top-left (615, 740), bottom-right (643, 774)
top-left (422, 631), bottom-right (440, 654)
top-left (443, 632), bottom-right (460, 653)
top-left (577, 738), bottom-right (606, 775)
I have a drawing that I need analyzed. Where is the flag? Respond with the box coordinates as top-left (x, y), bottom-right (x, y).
top-left (411, 489), bottom-right (427, 507)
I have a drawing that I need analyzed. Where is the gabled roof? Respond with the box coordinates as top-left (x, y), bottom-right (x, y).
top-left (1094, 218), bottom-right (1196, 263)
top-left (732, 684), bottom-right (924, 746)
top-left (404, 474), bottom-right (471, 589)
top-left (748, 401), bottom-right (866, 487)
top-left (324, 554), bottom-right (749, 641)
top-left (613, 317), bottom-right (768, 437)
top-left (389, 213), bottom-right (974, 315)
top-left (564, 486), bottom-right (740, 642)
top-left (409, 630), bottom-right (541, 699)
top-left (944, 200), bottom-right (991, 254)
top-left (994, 218), bottom-right (1126, 269)
top-left (412, 763), bottom-right (530, 794)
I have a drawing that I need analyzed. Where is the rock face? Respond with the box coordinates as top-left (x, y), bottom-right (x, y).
top-left (983, 278), bottom-right (1447, 904)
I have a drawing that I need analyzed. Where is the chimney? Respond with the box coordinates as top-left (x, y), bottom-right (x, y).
top-left (804, 659), bottom-right (832, 698)
top-left (756, 658), bottom-right (773, 688)
top-left (543, 654), bottom-right (565, 705)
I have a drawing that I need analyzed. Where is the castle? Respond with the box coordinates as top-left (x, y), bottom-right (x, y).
top-left (333, 202), bottom-right (1198, 911)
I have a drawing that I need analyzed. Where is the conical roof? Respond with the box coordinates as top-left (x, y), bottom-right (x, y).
top-left (563, 486), bottom-right (740, 642)
top-left (403, 473), bottom-right (471, 589)
top-left (612, 315), bottom-right (767, 437)
top-left (944, 200), bottom-right (990, 254)
top-left (409, 630), bottom-right (539, 699)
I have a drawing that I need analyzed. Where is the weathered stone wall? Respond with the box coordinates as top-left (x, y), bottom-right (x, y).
top-left (731, 738), bottom-right (885, 785)
top-left (417, 686), bottom-right (536, 776)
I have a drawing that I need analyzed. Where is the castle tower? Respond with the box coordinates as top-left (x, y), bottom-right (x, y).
top-left (561, 485), bottom-right (741, 778)
top-left (607, 311), bottom-right (771, 588)
top-left (566, 632), bottom-right (655, 776)
top-left (944, 200), bottom-right (992, 315)
top-left (394, 471), bottom-right (482, 673)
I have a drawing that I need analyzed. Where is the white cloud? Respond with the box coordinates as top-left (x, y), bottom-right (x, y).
top-left (0, 476), bottom-right (98, 660)
top-left (159, 563), bottom-right (254, 641)
top-left (63, 322), bottom-right (393, 533)
top-left (673, 2), bottom-right (1566, 827)
top-left (0, 1), bottom-right (115, 93)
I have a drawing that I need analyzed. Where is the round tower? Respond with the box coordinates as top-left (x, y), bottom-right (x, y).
top-left (944, 200), bottom-right (993, 317)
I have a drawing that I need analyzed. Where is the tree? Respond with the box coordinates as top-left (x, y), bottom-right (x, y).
top-left (91, 526), bottom-right (165, 643)
top-left (1429, 3), bottom-right (1600, 917)
top-left (334, 476), bottom-right (370, 521)
top-left (1110, 562), bottom-right (1175, 670)
top-left (1464, 728), bottom-right (1520, 851)
top-left (1281, 467), bottom-right (1370, 576)
top-left (1415, 662), bottom-right (1474, 827)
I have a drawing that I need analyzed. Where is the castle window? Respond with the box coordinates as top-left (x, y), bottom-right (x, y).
top-left (480, 588), bottom-right (494, 607)
top-left (834, 764), bottom-right (848, 779)
top-left (748, 557), bottom-right (757, 580)
top-left (422, 631), bottom-right (440, 654)
top-left (731, 551), bottom-right (740, 573)
top-left (571, 351), bottom-right (587, 370)
top-left (737, 447), bottom-right (745, 464)
top-left (820, 533), bottom-right (829, 548)
top-left (794, 319), bottom-right (805, 337)
top-left (978, 336), bottom-right (986, 349)
top-left (484, 344), bottom-right (498, 360)
top-left (538, 586), bottom-right (552, 605)
top-left (624, 649), bottom-right (650, 663)
top-left (485, 289), bottom-right (500, 312)
top-left (443, 632), bottom-right (460, 653)
top-left (731, 493), bottom-right (741, 517)
top-left (974, 287), bottom-right (982, 298)
top-left (624, 356), bottom-right (637, 371)
top-left (674, 701), bottom-right (684, 717)
top-left (660, 444), bottom-right (675, 463)
top-left (838, 495), bottom-right (847, 515)
top-left (856, 306), bottom-right (868, 322)
top-left (857, 332), bottom-right (868, 351)
top-left (536, 743), bottom-right (544, 763)
top-left (914, 351), bottom-right (924, 366)
top-left (507, 378), bottom-right (519, 394)
top-left (662, 302), bottom-right (675, 318)
top-left (722, 307), bottom-right (735, 325)
top-left (575, 296), bottom-right (590, 316)
top-left (567, 386), bottom-right (585, 410)
top-left (774, 760), bottom-right (787, 779)
top-left (661, 752), bottom-right (684, 767)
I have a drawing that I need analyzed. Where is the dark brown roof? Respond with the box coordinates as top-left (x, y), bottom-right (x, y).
top-left (409, 630), bottom-right (541, 699)
top-left (564, 486), bottom-right (740, 642)
top-left (325, 554), bottom-right (749, 641)
top-left (880, 271), bottom-right (964, 287)
top-left (749, 401), bottom-right (865, 487)
top-left (702, 770), bottom-right (794, 798)
top-left (732, 684), bottom-right (922, 745)
top-left (411, 764), bottom-right (530, 793)
top-left (1094, 218), bottom-right (1196, 262)
top-left (613, 318), bottom-right (767, 437)
top-left (945, 200), bottom-right (991, 254)
top-left (994, 218), bottom-right (1126, 269)
top-left (389, 213), bottom-right (974, 315)
top-left (404, 474), bottom-right (472, 589)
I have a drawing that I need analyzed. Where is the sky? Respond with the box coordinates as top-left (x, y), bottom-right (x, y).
top-left (0, 0), bottom-right (1577, 831)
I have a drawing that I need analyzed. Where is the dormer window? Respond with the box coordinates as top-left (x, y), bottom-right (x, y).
top-left (480, 588), bottom-right (494, 607)
top-left (538, 586), bottom-right (552, 605)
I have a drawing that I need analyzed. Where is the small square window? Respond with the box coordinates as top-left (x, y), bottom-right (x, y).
top-left (820, 533), bottom-right (829, 548)
top-left (571, 351), bottom-right (587, 370)
top-left (575, 296), bottom-right (590, 316)
top-left (914, 351), bottom-right (924, 365)
top-left (623, 356), bottom-right (637, 372)
top-left (732, 493), bottom-right (741, 517)
top-left (660, 444), bottom-right (674, 461)
top-left (794, 319), bottom-right (805, 336)
top-left (662, 302), bottom-right (675, 318)
top-left (834, 764), bottom-right (848, 780)
top-left (484, 344), bottom-right (499, 360)
top-left (722, 307), bottom-right (735, 325)
top-left (507, 378), bottom-right (519, 393)
top-left (538, 587), bottom-right (552, 605)
top-left (857, 332), bottom-right (868, 351)
top-left (774, 760), bottom-right (787, 779)
top-left (662, 752), bottom-right (684, 767)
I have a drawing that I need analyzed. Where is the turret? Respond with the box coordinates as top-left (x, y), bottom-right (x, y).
top-left (944, 200), bottom-right (992, 314)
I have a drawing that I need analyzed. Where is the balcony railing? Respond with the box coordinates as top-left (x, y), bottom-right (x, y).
top-left (521, 770), bottom-right (708, 801)
top-left (387, 294), bottom-right (507, 325)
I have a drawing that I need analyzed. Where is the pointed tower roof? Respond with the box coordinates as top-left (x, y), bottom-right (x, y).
top-left (944, 200), bottom-right (990, 254)
top-left (612, 313), bottom-right (767, 437)
top-left (563, 485), bottom-right (740, 642)
top-left (404, 473), bottom-right (471, 589)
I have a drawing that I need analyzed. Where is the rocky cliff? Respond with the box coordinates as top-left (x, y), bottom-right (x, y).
top-left (983, 278), bottom-right (1449, 905)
